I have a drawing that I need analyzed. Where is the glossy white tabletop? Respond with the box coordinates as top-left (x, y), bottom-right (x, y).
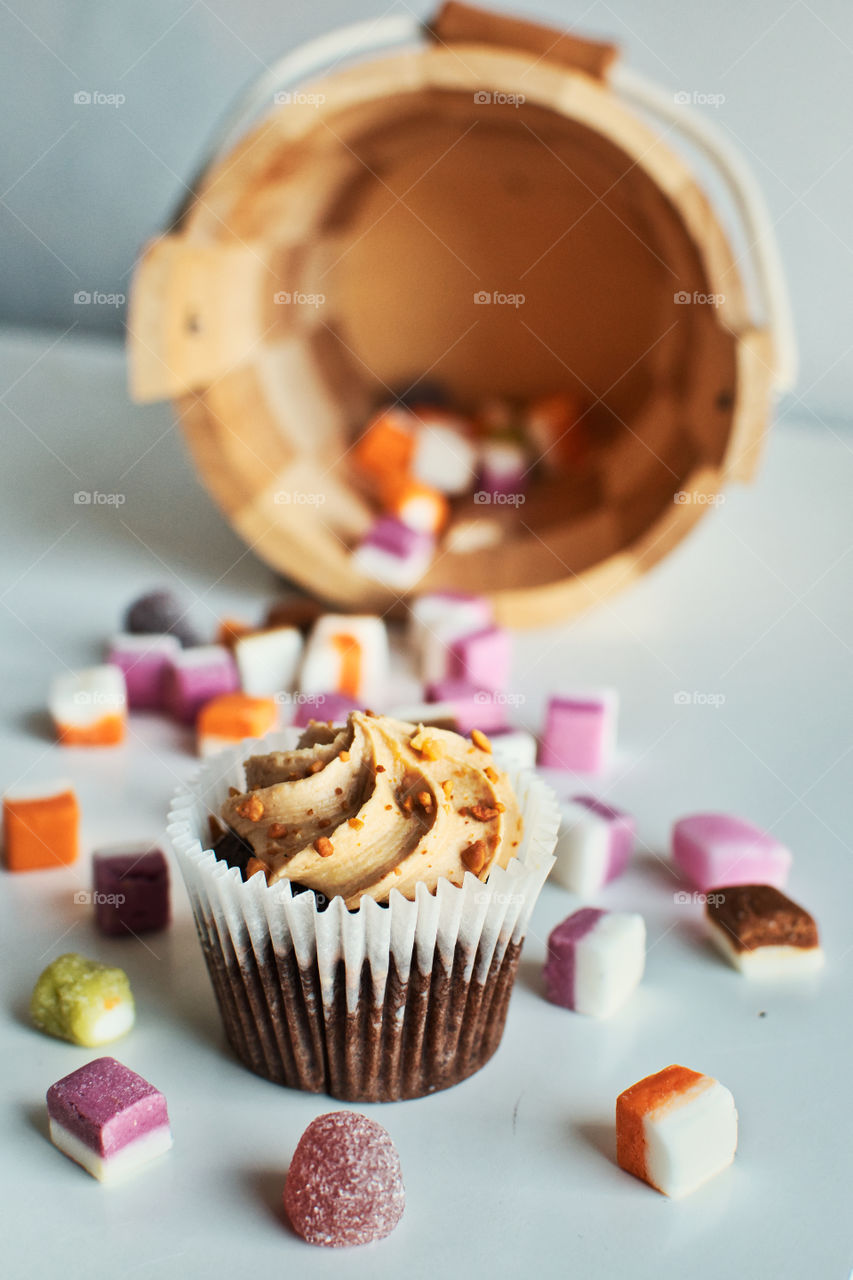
top-left (1, 331), bottom-right (851, 1279)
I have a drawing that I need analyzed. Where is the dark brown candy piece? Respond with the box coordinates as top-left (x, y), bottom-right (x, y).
top-left (706, 884), bottom-right (819, 952)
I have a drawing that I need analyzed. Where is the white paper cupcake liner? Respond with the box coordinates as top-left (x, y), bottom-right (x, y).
top-left (168, 729), bottom-right (558, 1100)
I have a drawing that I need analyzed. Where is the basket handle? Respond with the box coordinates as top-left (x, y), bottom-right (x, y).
top-left (429, 1), bottom-right (617, 80)
top-left (610, 64), bottom-right (796, 391)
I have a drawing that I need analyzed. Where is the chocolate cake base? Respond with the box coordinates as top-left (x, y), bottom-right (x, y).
top-left (197, 929), bottom-right (523, 1101)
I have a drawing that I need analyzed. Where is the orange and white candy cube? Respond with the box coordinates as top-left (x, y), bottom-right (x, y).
top-left (196, 693), bottom-right (278, 757)
top-left (49, 665), bottom-right (127, 746)
top-left (3, 781), bottom-right (79, 871)
top-left (380, 475), bottom-right (448, 536)
top-left (299, 615), bottom-right (388, 704)
top-left (352, 408), bottom-right (414, 488)
top-left (616, 1064), bottom-right (737, 1198)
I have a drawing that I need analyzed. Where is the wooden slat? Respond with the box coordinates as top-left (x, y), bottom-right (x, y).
top-left (128, 238), bottom-right (268, 401)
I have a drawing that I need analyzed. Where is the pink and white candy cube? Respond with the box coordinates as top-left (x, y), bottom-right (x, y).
top-left (106, 634), bottom-right (180, 711)
top-left (544, 908), bottom-right (646, 1018)
top-left (672, 813), bottom-right (792, 892)
top-left (553, 796), bottom-right (636, 896)
top-left (539, 691), bottom-right (617, 773)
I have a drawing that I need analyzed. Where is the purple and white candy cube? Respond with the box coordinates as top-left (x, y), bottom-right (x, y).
top-left (544, 908), bottom-right (646, 1018)
top-left (46, 1056), bottom-right (172, 1182)
top-left (164, 645), bottom-right (239, 725)
top-left (353, 517), bottom-right (435, 589)
top-left (106, 634), bottom-right (180, 711)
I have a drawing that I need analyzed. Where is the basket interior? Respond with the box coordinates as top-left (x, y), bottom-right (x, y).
top-left (176, 82), bottom-right (740, 616)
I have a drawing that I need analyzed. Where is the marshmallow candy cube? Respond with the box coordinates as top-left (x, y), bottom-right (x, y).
top-left (300, 615), bottom-right (389, 704)
top-left (544, 909), bottom-right (645, 1017)
top-left (672, 813), bottom-right (791, 891)
top-left (538, 691), bottom-right (617, 773)
top-left (449, 625), bottom-right (512, 691)
top-left (47, 1057), bottom-right (172, 1183)
top-left (106, 633), bottom-right (181, 711)
top-left (49, 665), bottom-right (127, 746)
top-left (616, 1065), bottom-right (737, 1198)
top-left (31, 953), bottom-right (135, 1047)
top-left (164, 645), bottom-right (239, 725)
top-left (196, 692), bottom-right (278, 757)
top-left (410, 409), bottom-right (477, 495)
top-left (408, 592), bottom-right (493, 685)
top-left (234, 626), bottom-right (302, 696)
top-left (706, 884), bottom-right (824, 976)
top-left (353, 517), bottom-right (435, 589)
top-left (553, 796), bottom-right (636, 896)
top-left (3, 781), bottom-right (79, 871)
top-left (352, 407), bottom-right (414, 487)
top-left (93, 847), bottom-right (170, 936)
top-left (477, 438), bottom-right (528, 498)
top-left (381, 476), bottom-right (448, 535)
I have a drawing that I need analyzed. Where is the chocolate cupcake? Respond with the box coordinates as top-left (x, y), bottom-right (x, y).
top-left (168, 713), bottom-right (558, 1101)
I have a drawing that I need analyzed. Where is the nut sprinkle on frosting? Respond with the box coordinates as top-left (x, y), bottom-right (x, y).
top-left (221, 712), bottom-right (523, 907)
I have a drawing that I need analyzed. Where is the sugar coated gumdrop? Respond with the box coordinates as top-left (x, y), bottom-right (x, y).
top-left (283, 1111), bottom-right (405, 1247)
top-left (124, 589), bottom-right (200, 648)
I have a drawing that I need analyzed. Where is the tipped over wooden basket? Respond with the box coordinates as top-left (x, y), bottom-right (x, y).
top-left (128, 2), bottom-right (794, 626)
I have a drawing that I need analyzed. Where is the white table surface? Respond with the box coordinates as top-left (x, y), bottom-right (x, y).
top-left (2, 329), bottom-right (852, 1280)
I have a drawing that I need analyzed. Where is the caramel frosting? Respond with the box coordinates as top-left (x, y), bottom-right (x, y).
top-left (220, 712), bottom-right (524, 907)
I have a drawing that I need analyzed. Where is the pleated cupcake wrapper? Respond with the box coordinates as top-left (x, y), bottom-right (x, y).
top-left (168, 729), bottom-right (559, 1099)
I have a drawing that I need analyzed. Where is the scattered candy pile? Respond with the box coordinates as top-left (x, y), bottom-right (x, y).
top-left (350, 392), bottom-right (589, 588)
top-left (25, 585), bottom-right (626, 777)
top-left (1, 581), bottom-right (828, 1223)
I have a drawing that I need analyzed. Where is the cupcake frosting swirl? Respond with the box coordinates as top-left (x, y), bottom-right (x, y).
top-left (221, 712), bottom-right (524, 907)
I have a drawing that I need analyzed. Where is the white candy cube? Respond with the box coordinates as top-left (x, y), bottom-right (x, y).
top-left (234, 627), bottom-right (303, 696)
top-left (411, 421), bottom-right (477, 495)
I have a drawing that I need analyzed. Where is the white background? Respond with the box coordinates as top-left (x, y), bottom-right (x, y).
top-left (1, 332), bottom-right (851, 1277)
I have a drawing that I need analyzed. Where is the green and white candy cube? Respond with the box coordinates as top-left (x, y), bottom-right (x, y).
top-left (31, 953), bottom-right (135, 1047)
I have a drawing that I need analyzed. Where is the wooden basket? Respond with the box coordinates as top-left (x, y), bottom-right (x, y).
top-left (128, 2), bottom-right (794, 626)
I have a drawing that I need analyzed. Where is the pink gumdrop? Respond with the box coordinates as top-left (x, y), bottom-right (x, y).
top-left (283, 1111), bottom-right (405, 1247)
